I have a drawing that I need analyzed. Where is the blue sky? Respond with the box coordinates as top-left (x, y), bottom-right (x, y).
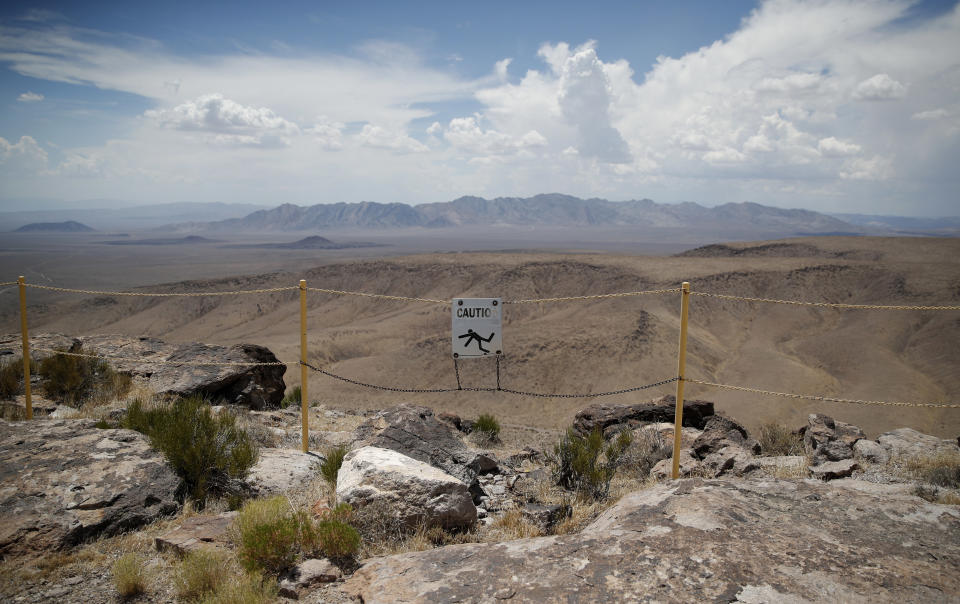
top-left (1, 0), bottom-right (958, 216)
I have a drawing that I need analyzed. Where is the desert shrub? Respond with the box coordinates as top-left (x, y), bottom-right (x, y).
top-left (280, 385), bottom-right (301, 409)
top-left (471, 413), bottom-right (501, 445)
top-left (621, 428), bottom-right (672, 477)
top-left (315, 502), bottom-right (360, 558)
top-left (124, 396), bottom-right (259, 502)
top-left (551, 427), bottom-right (632, 501)
top-left (112, 552), bottom-right (148, 598)
top-left (905, 452), bottom-right (960, 489)
top-left (320, 445), bottom-right (348, 486)
top-left (0, 356), bottom-right (35, 399)
top-left (174, 548), bottom-right (232, 601)
top-left (200, 571), bottom-right (278, 604)
top-left (758, 422), bottom-right (804, 456)
top-left (38, 347), bottom-right (130, 406)
top-left (232, 495), bottom-right (318, 575)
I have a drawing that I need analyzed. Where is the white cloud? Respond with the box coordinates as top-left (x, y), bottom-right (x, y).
top-left (911, 108), bottom-right (949, 120)
top-left (818, 136), bottom-right (861, 157)
top-left (145, 93), bottom-right (299, 147)
top-left (852, 73), bottom-right (907, 101)
top-left (306, 116), bottom-right (344, 151)
top-left (55, 151), bottom-right (108, 177)
top-left (357, 124), bottom-right (428, 153)
top-left (495, 58), bottom-right (512, 82)
top-left (0, 135), bottom-right (47, 165)
top-left (840, 155), bottom-right (892, 180)
top-left (442, 116), bottom-right (546, 156)
top-left (17, 91), bottom-right (44, 102)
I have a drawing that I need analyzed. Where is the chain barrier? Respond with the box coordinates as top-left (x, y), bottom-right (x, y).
top-left (686, 378), bottom-right (960, 409)
top-left (689, 291), bottom-right (960, 311)
top-left (0, 281), bottom-right (18, 287)
top-left (504, 288), bottom-right (681, 304)
top-left (306, 287), bottom-right (446, 304)
top-left (29, 347), bottom-right (296, 367)
top-left (22, 283), bottom-right (298, 297)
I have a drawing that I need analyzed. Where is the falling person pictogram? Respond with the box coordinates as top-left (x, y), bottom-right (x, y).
top-left (458, 329), bottom-right (494, 354)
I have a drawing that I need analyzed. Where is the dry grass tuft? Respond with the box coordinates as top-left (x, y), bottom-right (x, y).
top-left (758, 423), bottom-right (804, 456)
top-left (174, 549), bottom-right (233, 602)
top-left (483, 509), bottom-right (542, 540)
top-left (112, 552), bottom-right (149, 598)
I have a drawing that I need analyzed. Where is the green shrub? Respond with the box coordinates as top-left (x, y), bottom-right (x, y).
top-left (280, 385), bottom-right (301, 408)
top-left (473, 413), bottom-right (501, 443)
top-left (112, 552), bottom-right (149, 598)
top-left (199, 571), bottom-right (277, 604)
top-left (758, 422), bottom-right (804, 456)
top-left (0, 356), bottom-right (35, 399)
top-left (174, 549), bottom-right (232, 601)
top-left (38, 346), bottom-right (130, 406)
top-left (124, 396), bottom-right (259, 502)
top-left (320, 445), bottom-right (348, 486)
top-left (232, 495), bottom-right (318, 575)
top-left (551, 427), bottom-right (632, 501)
top-left (315, 503), bottom-right (360, 558)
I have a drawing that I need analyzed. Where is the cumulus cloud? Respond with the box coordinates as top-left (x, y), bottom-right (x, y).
top-left (357, 124), bottom-right (428, 153)
top-left (145, 93), bottom-right (299, 147)
top-left (442, 116), bottom-right (546, 155)
top-left (911, 108), bottom-right (949, 120)
top-left (306, 116), bottom-right (344, 151)
top-left (495, 58), bottom-right (511, 82)
top-left (17, 91), bottom-right (44, 102)
top-left (818, 137), bottom-right (861, 157)
top-left (0, 135), bottom-right (47, 168)
top-left (840, 156), bottom-right (893, 180)
top-left (852, 73), bottom-right (907, 101)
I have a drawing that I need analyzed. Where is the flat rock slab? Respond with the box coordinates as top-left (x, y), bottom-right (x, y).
top-left (0, 419), bottom-right (180, 559)
top-left (246, 448), bottom-right (322, 496)
top-left (155, 511), bottom-right (237, 555)
top-left (343, 478), bottom-right (960, 603)
top-left (573, 395), bottom-right (715, 437)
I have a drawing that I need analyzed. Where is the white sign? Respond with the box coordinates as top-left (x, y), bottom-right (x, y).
top-left (451, 298), bottom-right (502, 358)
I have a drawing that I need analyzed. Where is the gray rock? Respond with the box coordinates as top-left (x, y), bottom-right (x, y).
top-left (245, 449), bottom-right (321, 496)
top-left (700, 445), bottom-right (761, 477)
top-left (803, 414), bottom-right (863, 467)
top-left (651, 448), bottom-right (700, 480)
top-left (1, 333), bottom-right (286, 409)
top-left (573, 395), bottom-right (715, 438)
top-left (813, 439), bottom-right (855, 465)
top-left (853, 439), bottom-right (890, 464)
top-left (755, 455), bottom-right (807, 476)
top-left (342, 478), bottom-right (960, 603)
top-left (352, 404), bottom-right (496, 493)
top-left (154, 512), bottom-right (237, 555)
top-left (336, 446), bottom-right (476, 531)
top-left (692, 415), bottom-right (760, 458)
top-left (878, 427), bottom-right (960, 459)
top-left (809, 458), bottom-right (859, 480)
top-left (0, 419), bottom-right (179, 558)
top-left (279, 558), bottom-right (342, 599)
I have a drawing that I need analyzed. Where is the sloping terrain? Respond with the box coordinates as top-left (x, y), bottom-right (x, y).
top-left (4, 236), bottom-right (959, 438)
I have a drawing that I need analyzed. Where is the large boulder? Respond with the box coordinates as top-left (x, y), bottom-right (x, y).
top-left (803, 414), bottom-right (864, 465)
top-left (342, 478), bottom-right (960, 603)
top-left (245, 449), bottom-right (322, 496)
top-left (336, 446), bottom-right (476, 531)
top-left (878, 428), bottom-right (960, 459)
top-left (573, 395), bottom-right (714, 438)
top-left (0, 419), bottom-right (180, 558)
top-left (0, 333), bottom-right (286, 409)
top-left (352, 405), bottom-right (497, 494)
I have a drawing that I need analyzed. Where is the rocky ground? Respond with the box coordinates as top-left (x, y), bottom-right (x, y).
top-left (0, 386), bottom-right (958, 602)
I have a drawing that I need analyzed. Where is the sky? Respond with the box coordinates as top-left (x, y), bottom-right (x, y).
top-left (0, 0), bottom-right (958, 216)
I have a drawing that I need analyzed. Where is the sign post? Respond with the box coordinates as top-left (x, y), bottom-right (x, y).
top-left (451, 298), bottom-right (502, 358)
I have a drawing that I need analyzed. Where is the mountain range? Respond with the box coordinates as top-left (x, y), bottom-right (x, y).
top-left (183, 194), bottom-right (863, 236)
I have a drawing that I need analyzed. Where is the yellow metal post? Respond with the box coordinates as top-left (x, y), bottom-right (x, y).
top-left (299, 280), bottom-right (309, 453)
top-left (17, 276), bottom-right (32, 420)
top-left (671, 282), bottom-right (691, 479)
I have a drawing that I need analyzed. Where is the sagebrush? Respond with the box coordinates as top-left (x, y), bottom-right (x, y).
top-left (123, 396), bottom-right (258, 502)
top-left (0, 356), bottom-right (35, 400)
top-left (231, 495), bottom-right (318, 575)
top-left (38, 347), bottom-right (130, 406)
top-left (551, 427), bottom-right (632, 500)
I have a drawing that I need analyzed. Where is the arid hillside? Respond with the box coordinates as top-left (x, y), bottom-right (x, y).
top-left (3, 236), bottom-right (958, 438)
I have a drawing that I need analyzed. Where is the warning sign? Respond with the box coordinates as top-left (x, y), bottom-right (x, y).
top-left (451, 298), bottom-right (502, 358)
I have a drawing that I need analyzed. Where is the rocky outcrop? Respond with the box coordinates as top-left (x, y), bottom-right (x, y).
top-left (245, 449), bottom-right (321, 496)
top-left (279, 558), bottom-right (343, 599)
top-left (573, 395), bottom-right (714, 438)
top-left (0, 419), bottom-right (180, 558)
top-left (342, 478), bottom-right (960, 603)
top-left (853, 439), bottom-right (890, 464)
top-left (803, 413), bottom-right (864, 465)
top-left (0, 333), bottom-right (286, 409)
top-left (336, 447), bottom-right (476, 531)
top-left (352, 405), bottom-right (497, 494)
top-left (154, 512), bottom-right (236, 556)
top-left (878, 427), bottom-right (960, 459)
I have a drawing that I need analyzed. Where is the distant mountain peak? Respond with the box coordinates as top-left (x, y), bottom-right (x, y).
top-left (14, 220), bottom-right (95, 233)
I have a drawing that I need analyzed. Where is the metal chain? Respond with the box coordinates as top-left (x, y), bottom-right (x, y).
top-left (23, 283), bottom-right (298, 297)
top-left (29, 347), bottom-right (295, 367)
top-left (0, 281), bottom-right (18, 287)
top-left (690, 291), bottom-right (960, 311)
top-left (504, 288), bottom-right (681, 304)
top-left (687, 378), bottom-right (960, 408)
top-left (302, 361), bottom-right (464, 393)
top-left (306, 287), bottom-right (446, 304)
top-left (498, 376), bottom-right (679, 398)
